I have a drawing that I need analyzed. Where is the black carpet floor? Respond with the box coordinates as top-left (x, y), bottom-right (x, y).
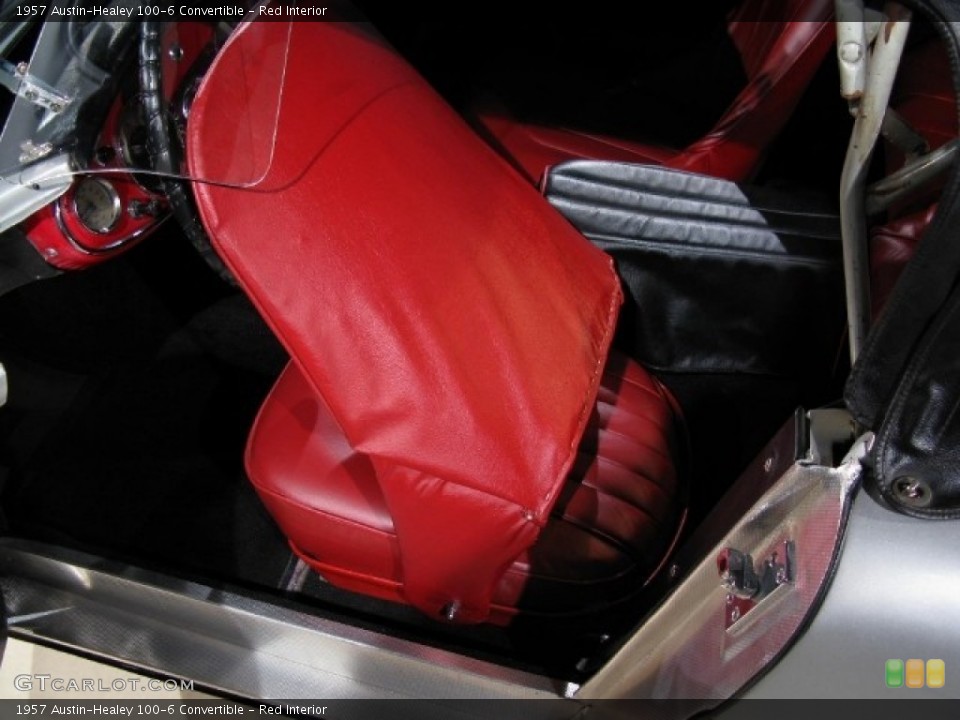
top-left (0, 231), bottom-right (291, 588)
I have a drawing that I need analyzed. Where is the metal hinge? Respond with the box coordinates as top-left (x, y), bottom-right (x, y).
top-left (0, 59), bottom-right (71, 115)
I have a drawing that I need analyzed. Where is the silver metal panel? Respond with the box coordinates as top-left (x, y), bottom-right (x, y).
top-left (743, 491), bottom-right (960, 698)
top-left (0, 541), bottom-right (564, 702)
top-left (0, 154), bottom-right (71, 234)
top-left (576, 422), bottom-right (865, 703)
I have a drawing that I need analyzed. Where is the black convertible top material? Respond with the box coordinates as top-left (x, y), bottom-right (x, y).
top-left (844, 0), bottom-right (960, 518)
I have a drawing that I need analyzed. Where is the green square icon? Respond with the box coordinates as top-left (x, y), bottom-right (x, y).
top-left (886, 659), bottom-right (905, 688)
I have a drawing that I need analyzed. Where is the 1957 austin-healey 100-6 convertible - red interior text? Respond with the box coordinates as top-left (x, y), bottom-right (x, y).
top-left (0, 0), bottom-right (959, 707)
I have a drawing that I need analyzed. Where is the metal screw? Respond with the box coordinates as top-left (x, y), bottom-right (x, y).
top-left (725, 593), bottom-right (734, 606)
top-left (668, 563), bottom-right (680, 579)
top-left (730, 607), bottom-right (741, 623)
top-left (893, 476), bottom-right (932, 508)
top-left (43, 247), bottom-right (58, 259)
top-left (441, 601), bottom-right (460, 621)
top-left (763, 457), bottom-right (773, 473)
top-left (168, 44), bottom-right (184, 61)
top-left (15, 62), bottom-right (28, 76)
top-left (95, 147), bottom-right (115, 165)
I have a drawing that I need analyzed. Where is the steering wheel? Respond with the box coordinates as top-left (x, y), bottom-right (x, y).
top-left (138, 21), bottom-right (235, 284)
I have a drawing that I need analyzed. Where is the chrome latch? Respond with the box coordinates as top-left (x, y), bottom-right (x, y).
top-left (718, 540), bottom-right (796, 629)
top-left (0, 59), bottom-right (71, 114)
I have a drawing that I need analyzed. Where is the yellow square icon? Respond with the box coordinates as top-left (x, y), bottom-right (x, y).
top-left (906, 659), bottom-right (925, 688)
top-left (927, 659), bottom-right (945, 689)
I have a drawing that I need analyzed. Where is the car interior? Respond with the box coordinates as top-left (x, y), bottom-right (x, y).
top-left (0, 0), bottom-right (954, 684)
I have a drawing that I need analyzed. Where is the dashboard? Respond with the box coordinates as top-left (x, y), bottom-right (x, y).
top-left (13, 22), bottom-right (215, 272)
top-left (22, 93), bottom-right (170, 270)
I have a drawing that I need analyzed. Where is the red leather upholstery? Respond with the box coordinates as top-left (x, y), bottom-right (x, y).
top-left (248, 351), bottom-right (682, 624)
top-left (187, 19), bottom-right (681, 623)
top-left (475, 0), bottom-right (835, 184)
top-left (871, 206), bottom-right (938, 319)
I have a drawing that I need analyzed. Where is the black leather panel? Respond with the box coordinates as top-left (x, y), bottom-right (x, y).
top-left (869, 281), bottom-right (960, 517)
top-left (544, 160), bottom-right (846, 387)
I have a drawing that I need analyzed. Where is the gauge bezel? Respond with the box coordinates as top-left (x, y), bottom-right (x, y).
top-left (72, 177), bottom-right (123, 235)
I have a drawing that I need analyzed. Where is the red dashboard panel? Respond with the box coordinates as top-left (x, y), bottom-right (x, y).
top-left (23, 97), bottom-right (169, 271)
top-left (23, 22), bottom-right (214, 271)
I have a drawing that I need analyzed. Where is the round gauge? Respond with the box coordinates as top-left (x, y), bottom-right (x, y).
top-left (73, 177), bottom-right (122, 234)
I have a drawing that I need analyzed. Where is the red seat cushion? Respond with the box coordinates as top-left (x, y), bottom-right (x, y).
top-left (247, 351), bottom-right (683, 624)
top-left (871, 205), bottom-right (938, 319)
top-left (473, 1), bottom-right (835, 184)
top-left (189, 20), bottom-right (633, 623)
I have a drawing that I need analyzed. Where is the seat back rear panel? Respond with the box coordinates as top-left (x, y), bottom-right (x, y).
top-left (188, 20), bottom-right (621, 622)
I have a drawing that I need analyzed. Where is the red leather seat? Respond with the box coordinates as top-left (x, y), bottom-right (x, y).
top-left (189, 19), bottom-right (685, 624)
top-left (248, 351), bottom-right (683, 624)
top-left (871, 206), bottom-right (938, 319)
top-left (474, 0), bottom-right (835, 183)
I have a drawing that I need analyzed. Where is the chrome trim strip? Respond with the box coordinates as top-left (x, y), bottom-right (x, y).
top-left (53, 191), bottom-right (168, 255)
top-left (0, 540), bottom-right (562, 700)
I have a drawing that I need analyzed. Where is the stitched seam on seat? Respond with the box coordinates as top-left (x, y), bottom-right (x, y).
top-left (553, 512), bottom-right (644, 563)
top-left (591, 454), bottom-right (674, 500)
top-left (596, 402), bottom-right (670, 437)
top-left (602, 370), bottom-right (668, 401)
top-left (593, 423), bottom-right (674, 465)
top-left (367, 264), bottom-right (622, 517)
top-left (503, 554), bottom-right (639, 585)
top-left (379, 461), bottom-right (536, 511)
top-left (552, 168), bottom-right (743, 205)
top-left (539, 267), bottom-right (624, 518)
top-left (594, 423), bottom-right (673, 464)
top-left (596, 391), bottom-right (673, 433)
top-left (292, 544), bottom-right (403, 591)
top-left (578, 478), bottom-right (666, 533)
top-left (581, 230), bottom-right (841, 266)
top-left (552, 193), bottom-right (842, 241)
